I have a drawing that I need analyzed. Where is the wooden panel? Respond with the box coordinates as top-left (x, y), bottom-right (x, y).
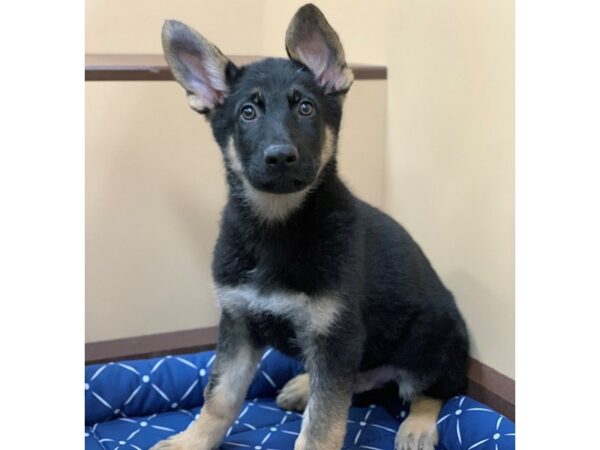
top-left (85, 326), bottom-right (515, 421)
top-left (467, 358), bottom-right (515, 421)
top-left (85, 54), bottom-right (387, 81)
top-left (85, 327), bottom-right (219, 364)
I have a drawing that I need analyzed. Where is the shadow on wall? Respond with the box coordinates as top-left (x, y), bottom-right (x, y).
top-left (444, 269), bottom-right (513, 374)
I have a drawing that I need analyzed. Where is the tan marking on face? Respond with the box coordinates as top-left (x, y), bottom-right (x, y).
top-left (224, 125), bottom-right (337, 224)
top-left (319, 126), bottom-right (336, 172)
top-left (244, 186), bottom-right (311, 223)
top-left (225, 138), bottom-right (244, 175)
top-left (250, 88), bottom-right (263, 103)
top-left (395, 396), bottom-right (442, 450)
top-left (224, 138), bottom-right (310, 223)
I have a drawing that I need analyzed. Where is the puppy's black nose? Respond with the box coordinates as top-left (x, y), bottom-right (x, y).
top-left (263, 145), bottom-right (299, 168)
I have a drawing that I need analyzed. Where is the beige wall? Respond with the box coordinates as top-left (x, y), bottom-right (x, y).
top-left (86, 1), bottom-right (514, 379)
top-left (383, 1), bottom-right (515, 378)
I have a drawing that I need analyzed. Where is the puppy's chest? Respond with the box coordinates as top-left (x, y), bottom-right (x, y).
top-left (215, 284), bottom-right (340, 338)
top-left (213, 224), bottom-right (349, 294)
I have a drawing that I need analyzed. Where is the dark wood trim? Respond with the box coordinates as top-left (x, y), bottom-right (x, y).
top-left (85, 54), bottom-right (387, 82)
top-left (467, 358), bottom-right (515, 421)
top-left (86, 326), bottom-right (514, 421)
top-left (85, 327), bottom-right (219, 364)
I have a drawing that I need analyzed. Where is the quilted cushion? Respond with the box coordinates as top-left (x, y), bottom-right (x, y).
top-left (85, 349), bottom-right (515, 450)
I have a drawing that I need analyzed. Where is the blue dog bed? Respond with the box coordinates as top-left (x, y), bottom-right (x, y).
top-left (85, 349), bottom-right (515, 450)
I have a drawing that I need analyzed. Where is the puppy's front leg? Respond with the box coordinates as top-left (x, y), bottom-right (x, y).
top-left (295, 375), bottom-right (353, 450)
top-left (151, 312), bottom-right (263, 450)
top-left (294, 338), bottom-right (360, 450)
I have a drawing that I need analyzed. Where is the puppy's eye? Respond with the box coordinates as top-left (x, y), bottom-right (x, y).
top-left (241, 105), bottom-right (257, 121)
top-left (298, 101), bottom-right (314, 116)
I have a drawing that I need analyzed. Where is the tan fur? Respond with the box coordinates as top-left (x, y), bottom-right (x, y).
top-left (279, 366), bottom-right (413, 413)
top-left (319, 126), bottom-right (336, 172)
top-left (396, 370), bottom-right (425, 401)
top-left (149, 344), bottom-right (261, 450)
top-left (277, 373), bottom-right (310, 411)
top-left (225, 139), bottom-right (244, 175)
top-left (395, 396), bottom-right (442, 450)
top-left (241, 123), bottom-right (335, 222)
top-left (149, 408), bottom-right (231, 450)
top-left (225, 126), bottom-right (336, 224)
top-left (244, 186), bottom-right (311, 223)
top-left (295, 394), bottom-right (349, 450)
top-left (215, 284), bottom-right (341, 335)
top-left (225, 139), bottom-right (311, 223)
top-left (293, 404), bottom-right (311, 450)
top-left (186, 93), bottom-right (212, 113)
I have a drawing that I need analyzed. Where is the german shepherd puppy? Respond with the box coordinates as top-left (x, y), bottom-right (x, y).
top-left (153, 4), bottom-right (469, 450)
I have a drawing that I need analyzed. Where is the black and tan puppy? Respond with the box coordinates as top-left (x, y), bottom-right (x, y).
top-left (152, 4), bottom-right (469, 450)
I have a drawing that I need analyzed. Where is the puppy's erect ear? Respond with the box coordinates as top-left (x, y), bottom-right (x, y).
top-left (285, 4), bottom-right (354, 94)
top-left (162, 20), bottom-right (236, 113)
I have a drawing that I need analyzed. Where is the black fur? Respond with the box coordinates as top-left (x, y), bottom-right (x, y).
top-left (159, 8), bottom-right (470, 449)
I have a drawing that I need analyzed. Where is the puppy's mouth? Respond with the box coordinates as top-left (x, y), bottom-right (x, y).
top-left (253, 176), bottom-right (312, 194)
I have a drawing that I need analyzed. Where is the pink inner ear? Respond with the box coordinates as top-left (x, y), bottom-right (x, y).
top-left (319, 65), bottom-right (341, 91)
top-left (295, 32), bottom-right (350, 92)
top-left (296, 32), bottom-right (331, 79)
top-left (180, 52), bottom-right (225, 108)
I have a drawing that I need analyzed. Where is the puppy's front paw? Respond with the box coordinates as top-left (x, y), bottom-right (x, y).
top-left (149, 432), bottom-right (194, 450)
top-left (276, 373), bottom-right (309, 412)
top-left (395, 416), bottom-right (438, 450)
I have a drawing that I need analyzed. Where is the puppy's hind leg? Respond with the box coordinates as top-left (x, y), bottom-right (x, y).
top-left (277, 373), bottom-right (310, 412)
top-left (395, 396), bottom-right (442, 450)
